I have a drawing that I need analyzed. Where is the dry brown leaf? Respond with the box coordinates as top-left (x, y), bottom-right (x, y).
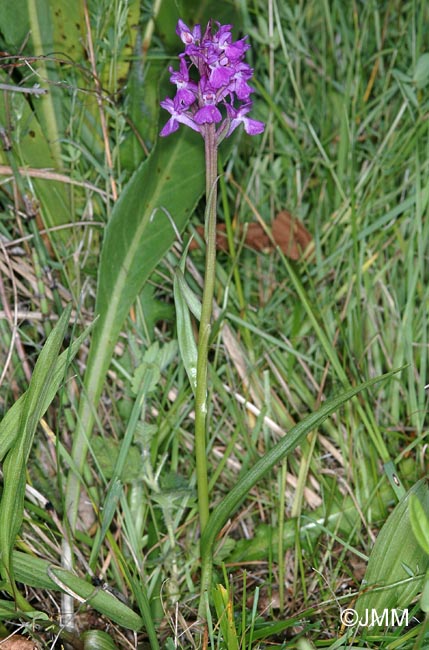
top-left (0, 635), bottom-right (39, 649)
top-left (189, 210), bottom-right (312, 260)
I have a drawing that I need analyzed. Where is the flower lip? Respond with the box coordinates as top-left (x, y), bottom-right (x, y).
top-left (194, 104), bottom-right (223, 125)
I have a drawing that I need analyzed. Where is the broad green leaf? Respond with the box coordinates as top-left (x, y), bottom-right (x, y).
top-left (177, 0), bottom-right (241, 35)
top-left (131, 340), bottom-right (178, 395)
top-left (0, 0), bottom-right (101, 244)
top-left (355, 478), bottom-right (429, 620)
top-left (420, 571), bottom-right (429, 613)
top-left (23, 0), bottom-right (85, 168)
top-left (201, 369), bottom-right (401, 561)
top-left (11, 551), bottom-right (143, 631)
top-left (26, 0), bottom-right (65, 167)
top-left (410, 493), bottom-right (429, 555)
top-left (65, 129), bottom-right (206, 535)
top-left (0, 306), bottom-right (72, 595)
top-left (96, 132), bottom-right (204, 339)
top-left (0, 72), bottom-right (71, 239)
top-left (0, 0), bottom-right (30, 50)
top-left (120, 55), bottom-right (164, 167)
top-left (155, 0), bottom-right (183, 52)
top-left (91, 438), bottom-right (141, 481)
top-left (82, 630), bottom-right (118, 650)
top-left (413, 53), bottom-right (429, 89)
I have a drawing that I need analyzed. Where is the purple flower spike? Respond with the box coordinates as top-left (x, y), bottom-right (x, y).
top-left (160, 18), bottom-right (264, 141)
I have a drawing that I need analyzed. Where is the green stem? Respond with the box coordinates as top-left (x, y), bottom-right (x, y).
top-left (195, 124), bottom-right (218, 533)
top-left (195, 124), bottom-right (218, 613)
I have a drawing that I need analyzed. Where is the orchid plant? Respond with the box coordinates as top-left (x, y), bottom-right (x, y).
top-left (160, 18), bottom-right (264, 613)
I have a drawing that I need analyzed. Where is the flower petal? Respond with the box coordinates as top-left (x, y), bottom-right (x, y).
top-left (194, 105), bottom-right (222, 124)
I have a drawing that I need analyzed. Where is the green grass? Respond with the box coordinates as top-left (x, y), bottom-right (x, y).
top-left (0, 0), bottom-right (429, 648)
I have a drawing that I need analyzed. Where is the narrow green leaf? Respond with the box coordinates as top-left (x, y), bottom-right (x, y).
top-left (12, 551), bottom-right (143, 631)
top-left (201, 369), bottom-right (401, 558)
top-left (212, 584), bottom-right (239, 650)
top-left (175, 267), bottom-right (202, 321)
top-left (281, 255), bottom-right (391, 463)
top-left (227, 480), bottom-right (395, 563)
top-left (0, 307), bottom-right (84, 607)
top-left (0, 307), bottom-right (72, 591)
top-left (174, 272), bottom-right (198, 396)
top-left (0, 318), bottom-right (95, 461)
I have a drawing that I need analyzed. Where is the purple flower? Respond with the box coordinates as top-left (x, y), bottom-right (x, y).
top-left (213, 24), bottom-right (250, 61)
top-left (176, 19), bottom-right (201, 46)
top-left (226, 102), bottom-right (265, 136)
top-left (160, 19), bottom-right (264, 141)
top-left (194, 78), bottom-right (222, 124)
top-left (169, 58), bottom-right (198, 107)
top-left (207, 54), bottom-right (235, 89)
top-left (159, 98), bottom-right (201, 137)
top-left (231, 62), bottom-right (254, 100)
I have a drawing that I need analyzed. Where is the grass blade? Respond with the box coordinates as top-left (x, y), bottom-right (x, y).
top-left (0, 318), bottom-right (95, 461)
top-left (0, 305), bottom-right (72, 603)
top-left (201, 369), bottom-right (401, 560)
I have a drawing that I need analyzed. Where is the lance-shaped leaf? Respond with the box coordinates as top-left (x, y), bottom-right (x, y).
top-left (66, 131), bottom-right (205, 526)
top-left (355, 478), bottom-right (429, 621)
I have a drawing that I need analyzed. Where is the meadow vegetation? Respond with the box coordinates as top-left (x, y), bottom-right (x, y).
top-left (0, 1), bottom-right (428, 648)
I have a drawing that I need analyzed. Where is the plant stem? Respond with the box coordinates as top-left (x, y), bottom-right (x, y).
top-left (195, 123), bottom-right (218, 535)
top-left (195, 125), bottom-right (218, 618)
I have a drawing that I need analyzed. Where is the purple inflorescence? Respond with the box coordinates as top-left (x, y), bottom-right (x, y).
top-left (160, 19), bottom-right (264, 140)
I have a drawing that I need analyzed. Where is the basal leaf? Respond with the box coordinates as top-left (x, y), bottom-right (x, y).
top-left (66, 129), bottom-right (205, 523)
top-left (410, 493), bottom-right (429, 555)
top-left (355, 478), bottom-right (429, 621)
top-left (12, 551), bottom-right (143, 631)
